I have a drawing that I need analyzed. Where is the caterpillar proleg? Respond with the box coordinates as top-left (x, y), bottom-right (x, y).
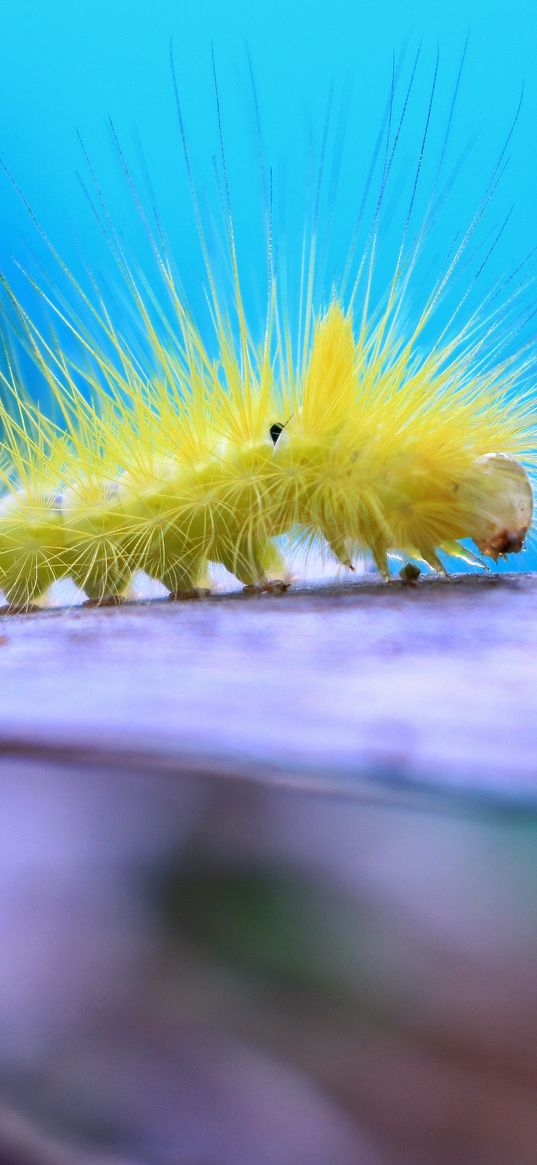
top-left (0, 48), bottom-right (535, 611)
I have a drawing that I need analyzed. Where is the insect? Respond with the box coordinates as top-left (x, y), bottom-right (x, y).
top-left (0, 46), bottom-right (534, 612)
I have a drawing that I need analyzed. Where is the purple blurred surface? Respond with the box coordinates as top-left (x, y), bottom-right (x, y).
top-left (0, 573), bottom-right (535, 800)
top-left (0, 575), bottom-right (536, 1164)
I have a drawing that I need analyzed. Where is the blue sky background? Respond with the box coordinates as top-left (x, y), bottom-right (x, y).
top-left (0, 1), bottom-right (535, 268)
top-left (0, 0), bottom-right (536, 570)
top-left (0, 0), bottom-right (535, 326)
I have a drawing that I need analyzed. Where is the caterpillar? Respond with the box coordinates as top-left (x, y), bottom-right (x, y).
top-left (0, 48), bottom-right (535, 612)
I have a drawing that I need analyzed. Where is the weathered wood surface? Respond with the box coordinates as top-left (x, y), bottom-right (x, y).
top-left (0, 572), bottom-right (536, 804)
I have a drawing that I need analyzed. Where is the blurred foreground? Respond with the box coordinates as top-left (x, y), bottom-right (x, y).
top-left (1, 765), bottom-right (536, 1165)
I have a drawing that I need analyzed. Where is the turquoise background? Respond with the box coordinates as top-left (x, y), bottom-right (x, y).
top-left (0, 1), bottom-right (535, 249)
top-left (0, 0), bottom-right (536, 570)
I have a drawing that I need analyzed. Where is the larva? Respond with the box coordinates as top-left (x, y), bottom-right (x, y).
top-left (0, 50), bottom-right (535, 612)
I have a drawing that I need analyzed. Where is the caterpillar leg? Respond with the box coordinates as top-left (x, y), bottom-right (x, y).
top-left (417, 546), bottom-right (448, 576)
top-left (244, 541), bottom-right (290, 594)
top-left (0, 599), bottom-right (43, 615)
top-left (125, 515), bottom-right (212, 599)
top-left (1, 575), bottom-right (60, 613)
top-left (0, 574), bottom-right (53, 613)
top-left (76, 562), bottom-right (134, 606)
top-left (327, 534), bottom-right (354, 571)
top-left (243, 543), bottom-right (290, 593)
top-left (169, 588), bottom-right (211, 601)
top-left (440, 541), bottom-right (488, 570)
top-left (161, 557), bottom-right (211, 601)
top-left (242, 579), bottom-right (290, 595)
top-left (60, 483), bottom-right (134, 606)
top-left (370, 541), bottom-right (391, 582)
top-left (217, 535), bottom-right (289, 594)
top-left (64, 542), bottom-right (133, 606)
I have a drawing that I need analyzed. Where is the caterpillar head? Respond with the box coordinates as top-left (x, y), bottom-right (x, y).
top-left (461, 453), bottom-right (534, 560)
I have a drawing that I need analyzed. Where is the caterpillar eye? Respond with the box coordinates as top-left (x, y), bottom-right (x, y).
top-left (269, 422), bottom-right (285, 445)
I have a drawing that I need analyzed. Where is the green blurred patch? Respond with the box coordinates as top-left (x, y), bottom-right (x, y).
top-left (157, 863), bottom-right (361, 994)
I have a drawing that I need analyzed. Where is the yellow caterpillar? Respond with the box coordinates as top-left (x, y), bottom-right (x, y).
top-left (0, 52), bottom-right (534, 610)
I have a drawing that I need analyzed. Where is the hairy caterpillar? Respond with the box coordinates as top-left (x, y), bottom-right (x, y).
top-left (0, 48), bottom-right (535, 612)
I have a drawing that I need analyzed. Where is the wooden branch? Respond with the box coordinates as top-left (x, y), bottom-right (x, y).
top-left (0, 572), bottom-right (535, 805)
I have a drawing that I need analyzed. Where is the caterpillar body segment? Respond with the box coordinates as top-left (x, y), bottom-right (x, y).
top-left (60, 478), bottom-right (132, 601)
top-left (116, 442), bottom-right (284, 594)
top-left (0, 362), bottom-right (294, 605)
top-left (0, 488), bottom-right (65, 607)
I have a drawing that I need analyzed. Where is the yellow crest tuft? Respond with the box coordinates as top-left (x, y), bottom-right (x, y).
top-left (300, 304), bottom-right (356, 435)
